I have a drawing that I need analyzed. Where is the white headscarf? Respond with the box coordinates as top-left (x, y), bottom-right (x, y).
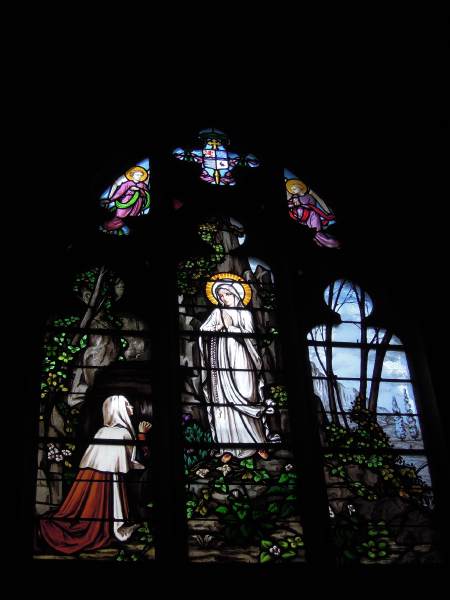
top-left (102, 395), bottom-right (135, 436)
top-left (79, 394), bottom-right (143, 473)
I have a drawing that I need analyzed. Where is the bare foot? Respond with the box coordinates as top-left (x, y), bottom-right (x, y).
top-left (257, 450), bottom-right (269, 460)
top-left (221, 453), bottom-right (232, 463)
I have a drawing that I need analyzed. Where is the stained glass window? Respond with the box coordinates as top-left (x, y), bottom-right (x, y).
top-left (173, 129), bottom-right (259, 186)
top-left (284, 168), bottom-right (340, 248)
top-left (34, 267), bottom-right (154, 561)
top-left (27, 126), bottom-right (445, 571)
top-left (178, 216), bottom-right (304, 563)
top-left (307, 279), bottom-right (441, 564)
top-left (100, 158), bottom-right (151, 236)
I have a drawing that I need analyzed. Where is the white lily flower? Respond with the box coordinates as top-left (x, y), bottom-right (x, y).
top-left (216, 464), bottom-right (232, 476)
top-left (196, 468), bottom-right (209, 478)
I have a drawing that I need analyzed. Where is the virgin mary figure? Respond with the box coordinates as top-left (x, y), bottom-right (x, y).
top-left (199, 274), bottom-right (279, 462)
top-left (39, 395), bottom-right (151, 555)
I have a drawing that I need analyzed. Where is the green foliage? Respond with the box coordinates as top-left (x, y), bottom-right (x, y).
top-left (115, 521), bottom-right (154, 562)
top-left (218, 493), bottom-right (274, 545)
top-left (186, 489), bottom-right (211, 519)
top-left (115, 503), bottom-right (154, 562)
top-left (177, 221), bottom-right (225, 295)
top-left (358, 521), bottom-right (390, 560)
top-left (73, 267), bottom-right (123, 326)
top-left (41, 334), bottom-right (88, 402)
top-left (332, 512), bottom-right (391, 564)
top-left (184, 422), bottom-right (213, 445)
top-left (183, 420), bottom-right (213, 474)
top-left (259, 535), bottom-right (304, 563)
top-left (198, 222), bottom-right (217, 244)
top-left (117, 337), bottom-right (129, 360)
top-left (52, 316), bottom-right (80, 328)
top-left (325, 397), bottom-right (432, 564)
top-left (324, 397), bottom-right (429, 503)
top-left (270, 385), bottom-right (288, 408)
top-left (185, 420), bottom-right (300, 550)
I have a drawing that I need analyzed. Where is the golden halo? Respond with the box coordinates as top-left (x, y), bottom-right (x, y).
top-left (205, 272), bottom-right (252, 306)
top-left (125, 165), bottom-right (148, 181)
top-left (286, 178), bottom-right (308, 195)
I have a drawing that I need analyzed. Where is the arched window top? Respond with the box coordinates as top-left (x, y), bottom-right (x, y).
top-left (311, 279), bottom-right (403, 346)
top-left (325, 279), bottom-right (373, 320)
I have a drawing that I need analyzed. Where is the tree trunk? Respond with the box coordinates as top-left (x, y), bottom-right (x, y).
top-left (368, 329), bottom-right (393, 413)
top-left (71, 266), bottom-right (108, 346)
top-left (358, 288), bottom-right (368, 406)
top-left (332, 376), bottom-right (349, 429)
top-left (325, 282), bottom-right (340, 425)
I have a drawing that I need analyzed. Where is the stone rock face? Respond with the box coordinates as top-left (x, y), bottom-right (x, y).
top-left (49, 406), bottom-right (65, 436)
top-left (371, 496), bottom-right (408, 523)
top-left (188, 519), bottom-right (304, 564)
top-left (67, 313), bottom-right (150, 407)
top-left (34, 540), bottom-right (155, 562)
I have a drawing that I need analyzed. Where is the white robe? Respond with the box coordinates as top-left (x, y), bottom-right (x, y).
top-left (199, 307), bottom-right (269, 458)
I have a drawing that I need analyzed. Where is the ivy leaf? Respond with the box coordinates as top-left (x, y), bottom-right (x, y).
top-left (281, 550), bottom-right (297, 560)
top-left (266, 485), bottom-right (287, 495)
top-left (240, 458), bottom-right (254, 470)
top-left (259, 551), bottom-right (272, 564)
top-left (216, 505), bottom-right (228, 515)
top-left (261, 539), bottom-right (272, 549)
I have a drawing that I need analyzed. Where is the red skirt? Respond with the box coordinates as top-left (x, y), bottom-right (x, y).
top-left (39, 468), bottom-right (129, 555)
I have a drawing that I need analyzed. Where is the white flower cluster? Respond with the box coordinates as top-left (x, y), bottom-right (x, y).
top-left (47, 443), bottom-right (72, 463)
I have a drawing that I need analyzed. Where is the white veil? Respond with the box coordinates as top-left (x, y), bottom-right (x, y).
top-left (212, 282), bottom-right (244, 306)
top-left (102, 395), bottom-right (135, 435)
